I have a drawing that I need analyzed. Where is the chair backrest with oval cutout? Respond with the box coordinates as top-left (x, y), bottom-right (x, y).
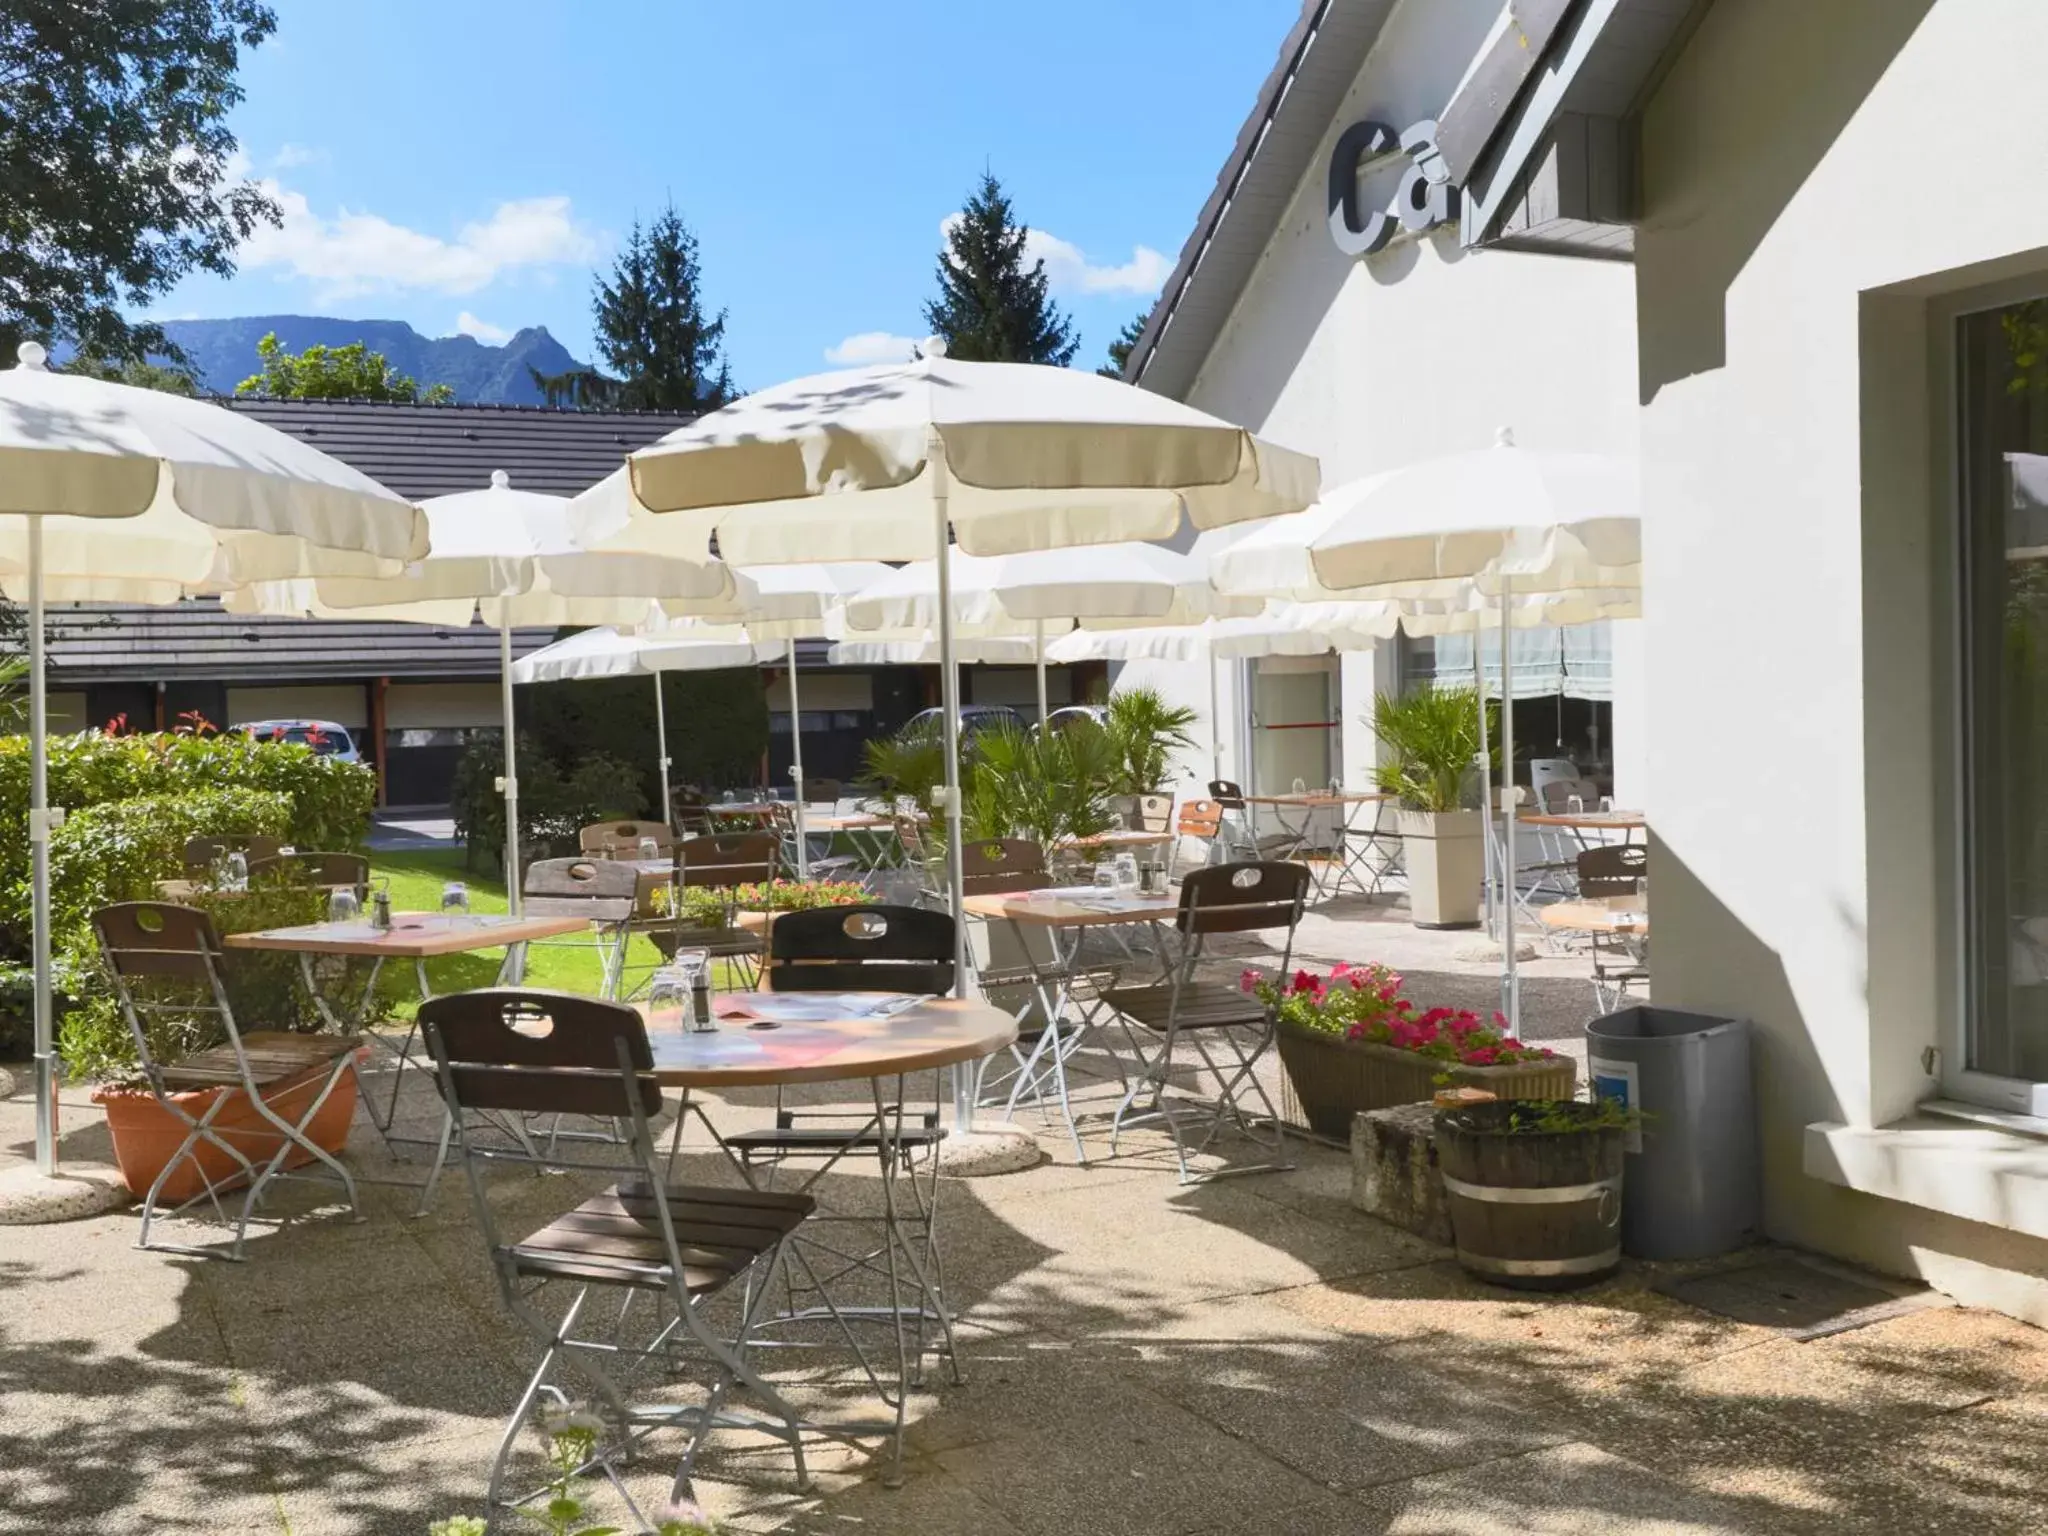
top-left (420, 988), bottom-right (661, 1118)
top-left (1207, 780), bottom-right (1247, 812)
top-left (94, 902), bottom-right (223, 981)
top-left (522, 857), bottom-right (642, 920)
top-left (960, 838), bottom-right (1049, 896)
top-left (579, 820), bottom-right (675, 858)
top-left (1177, 799), bottom-right (1223, 839)
top-left (1177, 861), bottom-right (1311, 936)
top-left (765, 903), bottom-right (955, 995)
top-left (249, 851), bottom-right (369, 893)
top-left (1576, 843), bottom-right (1647, 898)
top-left (676, 831), bottom-right (780, 890)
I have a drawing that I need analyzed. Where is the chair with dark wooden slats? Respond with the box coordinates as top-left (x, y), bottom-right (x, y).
top-left (182, 832), bottom-right (283, 880)
top-left (958, 839), bottom-right (1118, 1159)
top-left (1576, 844), bottom-right (1649, 1010)
top-left (642, 831), bottom-right (784, 985)
top-left (1171, 798), bottom-right (1225, 881)
top-left (579, 819), bottom-right (676, 859)
top-left (1104, 860), bottom-right (1312, 1182)
top-left (247, 851), bottom-right (369, 895)
top-left (94, 901), bottom-right (361, 1258)
top-left (521, 857), bottom-right (643, 999)
top-left (420, 988), bottom-right (813, 1517)
top-left (721, 904), bottom-right (961, 1390)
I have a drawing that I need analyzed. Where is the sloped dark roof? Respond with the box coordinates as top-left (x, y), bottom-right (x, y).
top-left (49, 398), bottom-right (698, 685)
top-left (220, 396), bottom-right (691, 500)
top-left (46, 600), bottom-right (556, 684)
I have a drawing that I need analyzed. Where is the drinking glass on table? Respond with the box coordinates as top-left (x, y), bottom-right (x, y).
top-left (648, 963), bottom-right (690, 1034)
top-left (1291, 777), bottom-right (1308, 797)
top-left (1112, 851), bottom-right (1140, 893)
top-left (327, 886), bottom-right (361, 924)
top-left (1599, 796), bottom-right (1615, 815)
top-left (220, 850), bottom-right (249, 893)
top-left (440, 881), bottom-right (470, 916)
top-left (1567, 794), bottom-right (1585, 815)
top-left (637, 836), bottom-right (660, 862)
top-left (1092, 863), bottom-right (1118, 895)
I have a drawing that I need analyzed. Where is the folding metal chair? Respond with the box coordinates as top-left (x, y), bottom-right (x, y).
top-left (1170, 798), bottom-right (1225, 880)
top-left (1104, 861), bottom-right (1311, 1183)
top-left (958, 840), bottom-right (1120, 1158)
top-left (421, 988), bottom-right (814, 1521)
top-left (1208, 780), bottom-right (1295, 861)
top-left (182, 832), bottom-right (281, 880)
top-left (247, 850), bottom-right (369, 894)
top-left (1132, 793), bottom-right (1175, 834)
top-left (1577, 844), bottom-right (1649, 1011)
top-left (94, 901), bottom-right (362, 1259)
top-left (718, 904), bottom-right (962, 1443)
top-left (523, 857), bottom-right (643, 1000)
top-left (766, 800), bottom-right (863, 884)
top-left (644, 831), bottom-right (782, 985)
top-left (579, 819), bottom-right (676, 859)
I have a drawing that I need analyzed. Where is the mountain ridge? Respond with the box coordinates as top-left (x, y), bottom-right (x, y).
top-left (153, 315), bottom-right (592, 405)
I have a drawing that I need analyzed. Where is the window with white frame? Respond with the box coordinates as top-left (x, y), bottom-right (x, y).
top-left (1959, 298), bottom-right (2048, 1089)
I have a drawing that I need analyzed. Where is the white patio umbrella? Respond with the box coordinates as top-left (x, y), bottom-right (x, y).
top-left (0, 342), bottom-right (428, 1179)
top-left (509, 620), bottom-right (789, 826)
top-left (229, 472), bottom-right (742, 907)
top-left (843, 542), bottom-right (1257, 727)
top-left (568, 339), bottom-right (1318, 1004)
top-left (1219, 432), bottom-right (1642, 1026)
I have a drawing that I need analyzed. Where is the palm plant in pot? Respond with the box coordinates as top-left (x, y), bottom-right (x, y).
top-left (964, 722), bottom-right (1118, 851)
top-left (1250, 963), bottom-right (1573, 1136)
top-left (1102, 686), bottom-right (1198, 822)
top-left (1372, 685), bottom-right (1496, 928)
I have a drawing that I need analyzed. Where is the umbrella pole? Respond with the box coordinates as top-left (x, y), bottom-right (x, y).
top-left (653, 673), bottom-right (673, 833)
top-left (930, 431), bottom-right (974, 1147)
top-left (787, 648), bottom-right (810, 879)
top-left (1475, 634), bottom-right (1495, 942)
top-left (499, 614), bottom-right (521, 917)
top-left (1208, 640), bottom-right (1223, 783)
top-left (29, 519), bottom-right (55, 1176)
top-left (1499, 578), bottom-right (1519, 1030)
top-left (1034, 619), bottom-right (1048, 734)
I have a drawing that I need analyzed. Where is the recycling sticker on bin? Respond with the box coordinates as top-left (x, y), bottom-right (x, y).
top-left (1589, 1057), bottom-right (1644, 1154)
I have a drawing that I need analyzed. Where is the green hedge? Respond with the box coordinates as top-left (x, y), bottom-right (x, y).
top-left (0, 729), bottom-right (376, 1064)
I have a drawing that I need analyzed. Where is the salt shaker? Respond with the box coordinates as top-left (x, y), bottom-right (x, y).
top-left (370, 881), bottom-right (392, 931)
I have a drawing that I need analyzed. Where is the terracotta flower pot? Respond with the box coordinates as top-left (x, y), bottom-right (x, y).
top-left (95, 1048), bottom-right (362, 1203)
top-left (1275, 1023), bottom-right (1577, 1138)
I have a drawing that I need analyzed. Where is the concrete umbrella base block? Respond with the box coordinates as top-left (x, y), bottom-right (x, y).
top-left (0, 1162), bottom-right (134, 1224)
top-left (939, 1124), bottom-right (1043, 1177)
top-left (1452, 934), bottom-right (1538, 963)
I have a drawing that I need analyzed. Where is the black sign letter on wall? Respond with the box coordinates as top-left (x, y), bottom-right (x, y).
top-left (1327, 120), bottom-right (1398, 257)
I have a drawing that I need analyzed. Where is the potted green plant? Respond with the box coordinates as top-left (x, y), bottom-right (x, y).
top-left (1103, 686), bottom-right (1199, 819)
top-left (1372, 685), bottom-right (1493, 928)
top-left (1250, 963), bottom-right (1575, 1137)
top-left (1434, 1098), bottom-right (1635, 1290)
top-left (963, 722), bottom-right (1118, 853)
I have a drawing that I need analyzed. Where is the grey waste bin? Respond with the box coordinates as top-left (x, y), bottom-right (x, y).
top-left (1585, 1006), bottom-right (1758, 1261)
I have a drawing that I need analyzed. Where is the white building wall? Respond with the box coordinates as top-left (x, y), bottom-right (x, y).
top-left (1161, 0), bottom-right (1641, 793)
top-left (1635, 0), bottom-right (2048, 1315)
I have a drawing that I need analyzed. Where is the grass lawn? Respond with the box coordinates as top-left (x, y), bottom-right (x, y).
top-left (368, 847), bottom-right (672, 1014)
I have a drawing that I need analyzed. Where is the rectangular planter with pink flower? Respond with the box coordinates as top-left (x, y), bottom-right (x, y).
top-left (1248, 964), bottom-right (1576, 1139)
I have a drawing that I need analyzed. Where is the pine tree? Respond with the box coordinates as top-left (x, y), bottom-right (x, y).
top-left (592, 202), bottom-right (734, 412)
top-left (924, 172), bottom-right (1077, 367)
top-left (1097, 309), bottom-right (1150, 379)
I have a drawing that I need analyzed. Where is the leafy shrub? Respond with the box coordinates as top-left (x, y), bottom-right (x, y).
top-left (451, 732), bottom-right (649, 874)
top-left (519, 666), bottom-right (769, 809)
top-left (964, 722), bottom-right (1117, 849)
top-left (1102, 685), bottom-right (1199, 796)
top-left (0, 729), bottom-right (373, 1075)
top-left (858, 718), bottom-right (952, 815)
top-left (1371, 685), bottom-right (1499, 813)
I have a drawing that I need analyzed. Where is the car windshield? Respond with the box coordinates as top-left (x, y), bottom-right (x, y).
top-left (256, 726), bottom-right (350, 754)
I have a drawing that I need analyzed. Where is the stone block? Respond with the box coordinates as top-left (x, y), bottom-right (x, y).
top-left (1350, 1103), bottom-right (1453, 1246)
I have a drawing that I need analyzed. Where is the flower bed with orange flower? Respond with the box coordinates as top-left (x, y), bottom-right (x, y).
top-left (1245, 963), bottom-right (1576, 1137)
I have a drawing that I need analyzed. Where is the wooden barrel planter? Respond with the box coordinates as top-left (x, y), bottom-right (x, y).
top-left (1434, 1100), bottom-right (1625, 1290)
top-left (1276, 1023), bottom-right (1577, 1138)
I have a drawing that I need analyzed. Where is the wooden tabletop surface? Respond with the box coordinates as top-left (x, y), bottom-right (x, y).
top-left (806, 813), bottom-right (895, 832)
top-left (639, 991), bottom-right (1015, 1087)
top-left (223, 911), bottom-right (590, 957)
top-left (1060, 828), bottom-right (1175, 849)
top-left (961, 889), bottom-right (1180, 927)
top-left (1519, 810), bottom-right (1646, 830)
top-left (1537, 900), bottom-right (1649, 935)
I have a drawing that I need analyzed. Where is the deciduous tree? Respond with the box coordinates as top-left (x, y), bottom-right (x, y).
top-left (235, 332), bottom-right (455, 403)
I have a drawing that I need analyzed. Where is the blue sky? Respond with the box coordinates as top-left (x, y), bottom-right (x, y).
top-left (155, 0), bottom-right (1300, 386)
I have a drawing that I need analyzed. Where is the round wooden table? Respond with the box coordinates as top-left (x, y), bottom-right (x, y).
top-left (1538, 901), bottom-right (1648, 936)
top-left (641, 991), bottom-right (1016, 1087)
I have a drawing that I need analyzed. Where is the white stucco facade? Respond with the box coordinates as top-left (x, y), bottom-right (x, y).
top-left (1635, 0), bottom-right (2048, 1320)
top-left (1126, 0), bottom-right (1645, 810)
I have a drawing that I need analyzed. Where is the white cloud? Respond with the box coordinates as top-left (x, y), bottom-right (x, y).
top-left (939, 215), bottom-right (1172, 297)
top-left (825, 330), bottom-right (921, 366)
top-left (454, 311), bottom-right (511, 344)
top-left (269, 143), bottom-right (324, 170)
top-left (239, 183), bottom-right (599, 300)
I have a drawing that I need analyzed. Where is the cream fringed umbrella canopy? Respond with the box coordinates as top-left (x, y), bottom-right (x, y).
top-left (0, 342), bottom-right (429, 1179)
top-left (567, 339), bottom-right (1318, 1155)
